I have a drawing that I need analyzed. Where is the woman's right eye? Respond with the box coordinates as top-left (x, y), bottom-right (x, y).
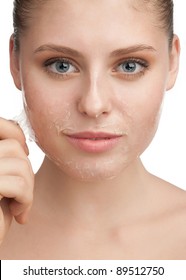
top-left (44, 58), bottom-right (78, 76)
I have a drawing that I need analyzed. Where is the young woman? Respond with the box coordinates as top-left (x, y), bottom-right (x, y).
top-left (0, 0), bottom-right (186, 259)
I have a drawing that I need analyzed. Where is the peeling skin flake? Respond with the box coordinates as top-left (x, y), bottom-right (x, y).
top-left (13, 109), bottom-right (36, 142)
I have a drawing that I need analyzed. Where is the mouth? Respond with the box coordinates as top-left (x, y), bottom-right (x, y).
top-left (65, 131), bottom-right (124, 153)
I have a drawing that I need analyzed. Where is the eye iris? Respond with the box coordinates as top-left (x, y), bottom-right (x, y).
top-left (122, 62), bottom-right (136, 72)
top-left (56, 61), bottom-right (70, 73)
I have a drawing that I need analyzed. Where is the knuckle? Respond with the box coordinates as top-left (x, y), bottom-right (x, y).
top-left (15, 175), bottom-right (26, 189)
top-left (15, 176), bottom-right (33, 205)
top-left (15, 158), bottom-right (34, 183)
top-left (17, 158), bottom-right (30, 172)
top-left (8, 139), bottom-right (23, 152)
top-left (0, 139), bottom-right (23, 158)
top-left (18, 157), bottom-right (28, 166)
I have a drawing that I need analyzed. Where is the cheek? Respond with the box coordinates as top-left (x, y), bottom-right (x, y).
top-left (21, 70), bottom-right (77, 129)
top-left (21, 79), bottom-right (72, 147)
top-left (21, 69), bottom-right (165, 181)
top-left (126, 90), bottom-right (164, 155)
top-left (114, 76), bottom-right (165, 159)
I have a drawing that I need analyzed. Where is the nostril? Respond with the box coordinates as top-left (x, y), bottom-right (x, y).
top-left (77, 91), bottom-right (111, 118)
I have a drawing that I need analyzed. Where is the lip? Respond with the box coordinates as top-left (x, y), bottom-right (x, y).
top-left (65, 131), bottom-right (123, 153)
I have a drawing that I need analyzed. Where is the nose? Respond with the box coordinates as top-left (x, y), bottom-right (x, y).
top-left (77, 75), bottom-right (112, 118)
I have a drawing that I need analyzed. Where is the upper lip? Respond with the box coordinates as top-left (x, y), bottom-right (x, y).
top-left (66, 131), bottom-right (123, 139)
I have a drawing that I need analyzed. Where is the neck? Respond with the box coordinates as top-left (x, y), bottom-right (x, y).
top-left (35, 156), bottom-right (149, 229)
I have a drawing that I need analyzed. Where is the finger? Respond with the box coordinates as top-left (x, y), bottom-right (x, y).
top-left (0, 175), bottom-right (33, 205)
top-left (0, 198), bottom-right (13, 243)
top-left (0, 158), bottom-right (34, 205)
top-left (0, 118), bottom-right (29, 155)
top-left (0, 139), bottom-right (28, 159)
top-left (0, 198), bottom-right (13, 228)
top-left (0, 175), bottom-right (34, 224)
top-left (0, 157), bottom-right (34, 184)
top-left (9, 200), bottom-right (32, 224)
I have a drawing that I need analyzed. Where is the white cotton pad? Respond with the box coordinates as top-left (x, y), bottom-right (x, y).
top-left (13, 109), bottom-right (36, 142)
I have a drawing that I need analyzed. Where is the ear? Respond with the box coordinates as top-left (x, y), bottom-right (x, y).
top-left (166, 34), bottom-right (180, 91)
top-left (9, 34), bottom-right (22, 90)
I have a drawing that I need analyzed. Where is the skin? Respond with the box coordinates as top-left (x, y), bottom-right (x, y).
top-left (0, 119), bottom-right (34, 244)
top-left (0, 0), bottom-right (186, 259)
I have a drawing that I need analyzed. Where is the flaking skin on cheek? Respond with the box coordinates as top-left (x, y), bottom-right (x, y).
top-left (41, 102), bottom-right (135, 181)
top-left (45, 134), bottom-right (132, 182)
top-left (50, 156), bottom-right (125, 181)
top-left (20, 87), bottom-right (162, 182)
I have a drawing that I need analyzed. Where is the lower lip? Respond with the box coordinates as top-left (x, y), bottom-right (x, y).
top-left (66, 136), bottom-right (122, 153)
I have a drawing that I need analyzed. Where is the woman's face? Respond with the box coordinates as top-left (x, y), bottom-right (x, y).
top-left (11, 0), bottom-right (179, 180)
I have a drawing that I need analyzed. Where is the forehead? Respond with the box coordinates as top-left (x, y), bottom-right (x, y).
top-left (32, 0), bottom-right (155, 28)
top-left (39, 0), bottom-right (153, 20)
top-left (22, 0), bottom-right (165, 53)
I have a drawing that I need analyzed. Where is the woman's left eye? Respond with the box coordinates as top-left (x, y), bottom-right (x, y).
top-left (44, 59), bottom-right (78, 75)
top-left (116, 59), bottom-right (148, 75)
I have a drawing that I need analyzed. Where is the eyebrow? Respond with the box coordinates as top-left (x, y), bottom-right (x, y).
top-left (110, 45), bottom-right (156, 57)
top-left (34, 44), bottom-right (156, 57)
top-left (34, 44), bottom-right (83, 58)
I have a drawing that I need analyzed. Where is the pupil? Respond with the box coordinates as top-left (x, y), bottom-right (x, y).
top-left (123, 62), bottom-right (136, 72)
top-left (57, 62), bottom-right (70, 73)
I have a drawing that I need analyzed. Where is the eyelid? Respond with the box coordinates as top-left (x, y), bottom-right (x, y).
top-left (112, 57), bottom-right (149, 76)
top-left (111, 57), bottom-right (150, 81)
top-left (113, 57), bottom-right (149, 70)
top-left (42, 57), bottom-right (80, 80)
top-left (44, 57), bottom-right (79, 71)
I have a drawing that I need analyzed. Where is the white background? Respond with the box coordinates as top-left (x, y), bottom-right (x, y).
top-left (0, 1), bottom-right (186, 189)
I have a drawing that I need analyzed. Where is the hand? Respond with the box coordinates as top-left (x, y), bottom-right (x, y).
top-left (0, 118), bottom-right (34, 245)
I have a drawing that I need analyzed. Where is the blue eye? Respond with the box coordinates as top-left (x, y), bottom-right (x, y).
top-left (116, 59), bottom-right (148, 75)
top-left (55, 61), bottom-right (71, 73)
top-left (45, 59), bottom-right (78, 75)
top-left (121, 61), bottom-right (137, 72)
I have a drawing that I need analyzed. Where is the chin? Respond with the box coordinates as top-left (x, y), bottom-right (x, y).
top-left (53, 155), bottom-right (130, 182)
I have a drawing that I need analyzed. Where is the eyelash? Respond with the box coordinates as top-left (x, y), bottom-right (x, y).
top-left (43, 57), bottom-right (149, 80)
top-left (43, 58), bottom-right (79, 79)
top-left (113, 58), bottom-right (149, 80)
